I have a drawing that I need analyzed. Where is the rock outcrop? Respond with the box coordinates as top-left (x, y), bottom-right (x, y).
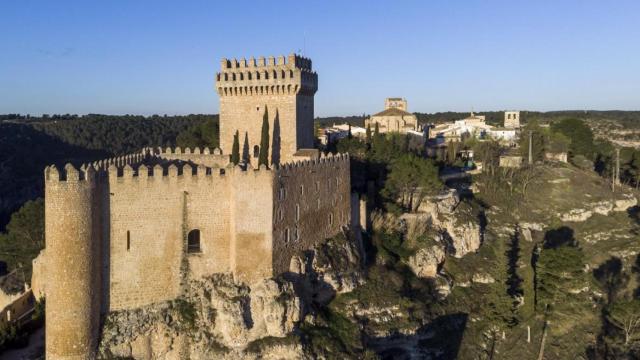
top-left (288, 229), bottom-right (365, 305)
top-left (99, 274), bottom-right (302, 359)
top-left (406, 245), bottom-right (445, 278)
top-left (561, 194), bottom-right (637, 222)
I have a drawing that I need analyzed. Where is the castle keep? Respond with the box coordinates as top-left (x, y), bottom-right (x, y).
top-left (43, 54), bottom-right (351, 360)
top-left (216, 54), bottom-right (318, 165)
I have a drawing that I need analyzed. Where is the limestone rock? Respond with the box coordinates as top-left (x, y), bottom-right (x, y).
top-left (406, 245), bottom-right (446, 278)
top-left (99, 273), bottom-right (303, 358)
top-left (614, 194), bottom-right (637, 211)
top-left (561, 208), bottom-right (593, 222)
top-left (472, 273), bottom-right (495, 284)
top-left (435, 275), bottom-right (452, 300)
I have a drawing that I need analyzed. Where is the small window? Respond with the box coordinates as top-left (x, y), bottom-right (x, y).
top-left (317, 198), bottom-right (321, 210)
top-left (329, 213), bottom-right (334, 226)
top-left (279, 208), bottom-right (283, 221)
top-left (187, 229), bottom-right (201, 253)
top-left (126, 231), bottom-right (131, 251)
top-left (294, 227), bottom-right (299, 242)
top-left (300, 185), bottom-right (304, 195)
top-left (253, 145), bottom-right (260, 158)
top-left (295, 204), bottom-right (300, 222)
top-left (284, 228), bottom-right (290, 243)
top-left (315, 181), bottom-right (320, 192)
top-left (279, 186), bottom-right (286, 201)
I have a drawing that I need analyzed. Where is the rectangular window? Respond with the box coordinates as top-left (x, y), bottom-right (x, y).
top-left (295, 204), bottom-right (300, 222)
top-left (126, 231), bottom-right (131, 251)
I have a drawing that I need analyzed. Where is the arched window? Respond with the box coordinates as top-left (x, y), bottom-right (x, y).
top-left (253, 145), bottom-right (260, 158)
top-left (187, 229), bottom-right (201, 253)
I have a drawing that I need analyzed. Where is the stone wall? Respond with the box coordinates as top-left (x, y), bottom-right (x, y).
top-left (272, 153), bottom-right (351, 275)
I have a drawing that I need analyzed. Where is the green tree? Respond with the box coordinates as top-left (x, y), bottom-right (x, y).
top-left (259, 107), bottom-right (270, 167)
top-left (231, 130), bottom-right (240, 165)
top-left (381, 154), bottom-right (442, 212)
top-left (551, 118), bottom-right (595, 159)
top-left (0, 198), bottom-right (44, 282)
top-left (506, 226), bottom-right (524, 326)
top-left (535, 227), bottom-right (585, 314)
top-left (606, 300), bottom-right (640, 346)
top-left (546, 131), bottom-right (571, 154)
top-left (594, 257), bottom-right (629, 305)
top-left (175, 117), bottom-right (219, 150)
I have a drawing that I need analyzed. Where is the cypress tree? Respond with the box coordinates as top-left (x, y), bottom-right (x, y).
top-left (366, 124), bottom-right (372, 144)
top-left (348, 124), bottom-right (353, 139)
top-left (259, 106), bottom-right (270, 167)
top-left (374, 122), bottom-right (380, 137)
top-left (231, 130), bottom-right (240, 165)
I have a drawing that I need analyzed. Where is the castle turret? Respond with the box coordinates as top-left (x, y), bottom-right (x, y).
top-left (45, 164), bottom-right (101, 360)
top-left (215, 53), bottom-right (318, 165)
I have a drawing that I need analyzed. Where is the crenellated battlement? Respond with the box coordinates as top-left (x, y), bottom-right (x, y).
top-left (144, 146), bottom-right (223, 156)
top-left (215, 53), bottom-right (317, 96)
top-left (220, 54), bottom-right (312, 71)
top-left (275, 152), bottom-right (350, 173)
top-left (44, 158), bottom-right (274, 184)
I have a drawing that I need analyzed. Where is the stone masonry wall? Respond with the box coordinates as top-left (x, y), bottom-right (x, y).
top-left (272, 153), bottom-right (351, 275)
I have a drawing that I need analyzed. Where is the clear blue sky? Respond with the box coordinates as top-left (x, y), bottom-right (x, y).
top-left (1, 0), bottom-right (638, 116)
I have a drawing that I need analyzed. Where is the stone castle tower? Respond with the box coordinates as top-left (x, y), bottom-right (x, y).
top-left (43, 54), bottom-right (351, 359)
top-left (216, 54), bottom-right (318, 165)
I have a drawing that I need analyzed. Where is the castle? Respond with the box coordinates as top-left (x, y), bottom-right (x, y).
top-left (43, 54), bottom-right (352, 359)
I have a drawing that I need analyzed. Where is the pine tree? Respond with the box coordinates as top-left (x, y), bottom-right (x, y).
top-left (231, 130), bottom-right (240, 165)
top-left (259, 106), bottom-right (270, 167)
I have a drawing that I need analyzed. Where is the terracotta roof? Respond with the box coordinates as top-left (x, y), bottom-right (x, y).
top-left (372, 108), bottom-right (413, 117)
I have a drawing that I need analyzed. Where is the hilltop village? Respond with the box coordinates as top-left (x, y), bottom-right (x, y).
top-left (0, 54), bottom-right (639, 359)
